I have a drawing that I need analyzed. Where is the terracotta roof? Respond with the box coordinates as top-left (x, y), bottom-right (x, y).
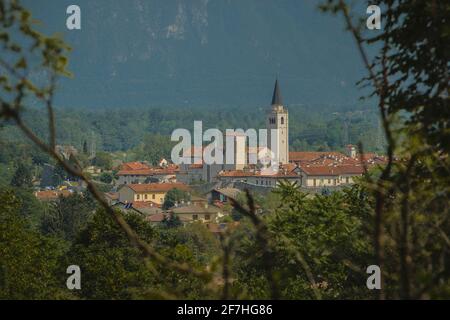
top-left (214, 188), bottom-right (241, 199)
top-left (218, 164), bottom-right (299, 178)
top-left (213, 200), bottom-right (225, 208)
top-left (104, 192), bottom-right (119, 200)
top-left (35, 190), bottom-right (72, 201)
top-left (121, 162), bottom-right (151, 171)
top-left (122, 183), bottom-right (189, 193)
top-left (132, 201), bottom-right (161, 208)
top-left (299, 164), bottom-right (365, 176)
top-left (117, 165), bottom-right (179, 176)
top-left (336, 165), bottom-right (366, 175)
top-left (188, 164), bottom-right (203, 169)
top-left (289, 151), bottom-right (346, 162)
top-left (298, 166), bottom-right (339, 176)
top-left (218, 170), bottom-right (256, 177)
top-left (146, 213), bottom-right (166, 223)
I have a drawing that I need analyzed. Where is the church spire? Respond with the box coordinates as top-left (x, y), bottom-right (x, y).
top-left (271, 79), bottom-right (283, 106)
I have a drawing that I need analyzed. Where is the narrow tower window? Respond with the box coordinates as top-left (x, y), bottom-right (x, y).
top-left (281, 117), bottom-right (284, 125)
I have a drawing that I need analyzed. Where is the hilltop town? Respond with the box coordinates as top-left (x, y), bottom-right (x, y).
top-left (1, 0), bottom-right (446, 302)
top-left (33, 81), bottom-right (386, 231)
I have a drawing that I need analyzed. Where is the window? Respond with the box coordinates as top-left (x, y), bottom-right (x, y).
top-left (193, 214), bottom-right (198, 221)
top-left (144, 194), bottom-right (148, 200)
top-left (281, 117), bottom-right (284, 124)
top-left (328, 179), bottom-right (331, 184)
top-left (346, 177), bottom-right (350, 183)
top-left (205, 214), bottom-right (211, 221)
top-left (136, 194), bottom-right (140, 200)
top-left (152, 194), bottom-right (155, 199)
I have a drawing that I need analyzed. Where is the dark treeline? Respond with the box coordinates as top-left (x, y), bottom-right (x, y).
top-left (0, 104), bottom-right (383, 154)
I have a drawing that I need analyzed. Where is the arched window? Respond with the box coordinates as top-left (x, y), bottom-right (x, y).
top-left (281, 117), bottom-right (284, 124)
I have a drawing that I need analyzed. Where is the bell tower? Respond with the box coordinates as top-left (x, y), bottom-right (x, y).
top-left (266, 79), bottom-right (289, 164)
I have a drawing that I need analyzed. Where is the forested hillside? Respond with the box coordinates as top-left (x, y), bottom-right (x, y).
top-left (0, 104), bottom-right (383, 156)
top-left (22, 0), bottom-right (368, 107)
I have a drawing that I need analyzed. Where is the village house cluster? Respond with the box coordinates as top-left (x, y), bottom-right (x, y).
top-left (34, 80), bottom-right (385, 232)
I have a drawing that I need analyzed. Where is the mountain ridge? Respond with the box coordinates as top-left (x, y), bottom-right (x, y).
top-left (24, 0), bottom-right (368, 108)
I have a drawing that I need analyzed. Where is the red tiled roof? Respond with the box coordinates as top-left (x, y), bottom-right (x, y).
top-left (123, 183), bottom-right (189, 193)
top-left (146, 213), bottom-right (166, 223)
top-left (218, 163), bottom-right (298, 178)
top-left (104, 192), bottom-right (119, 200)
top-left (336, 165), bottom-right (366, 175)
top-left (189, 164), bottom-right (203, 169)
top-left (219, 170), bottom-right (256, 177)
top-left (132, 201), bottom-right (161, 208)
top-left (289, 151), bottom-right (346, 162)
top-left (117, 165), bottom-right (179, 176)
top-left (35, 190), bottom-right (72, 200)
top-left (299, 164), bottom-right (365, 176)
top-left (121, 162), bottom-right (151, 171)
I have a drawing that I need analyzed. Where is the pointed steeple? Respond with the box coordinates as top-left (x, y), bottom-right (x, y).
top-left (271, 79), bottom-right (283, 106)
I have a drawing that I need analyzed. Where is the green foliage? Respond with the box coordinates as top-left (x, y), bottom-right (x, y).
top-left (1, 105), bottom-right (383, 154)
top-left (92, 151), bottom-right (113, 170)
top-left (162, 188), bottom-right (191, 210)
top-left (99, 172), bottom-right (113, 184)
top-left (82, 140), bottom-right (88, 155)
top-left (0, 190), bottom-right (71, 299)
top-left (161, 213), bottom-right (182, 228)
top-left (131, 133), bottom-right (175, 165)
top-left (0, 0), bottom-right (448, 301)
top-left (232, 184), bottom-right (373, 299)
top-left (10, 162), bottom-right (33, 188)
top-left (40, 193), bottom-right (94, 241)
top-left (66, 209), bottom-right (155, 299)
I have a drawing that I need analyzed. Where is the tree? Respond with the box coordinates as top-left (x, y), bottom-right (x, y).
top-left (99, 172), bottom-right (113, 184)
top-left (231, 184), bottom-right (373, 299)
top-left (66, 209), bottom-right (155, 299)
top-left (0, 0), bottom-right (214, 301)
top-left (83, 140), bottom-right (88, 155)
top-left (0, 190), bottom-right (71, 299)
top-left (162, 188), bottom-right (191, 210)
top-left (92, 151), bottom-right (113, 170)
top-left (40, 193), bottom-right (94, 241)
top-left (10, 163), bottom-right (33, 188)
top-left (132, 134), bottom-right (174, 165)
top-left (161, 213), bottom-right (182, 228)
top-left (320, 0), bottom-right (450, 299)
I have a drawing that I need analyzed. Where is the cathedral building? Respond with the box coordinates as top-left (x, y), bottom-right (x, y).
top-left (177, 79), bottom-right (378, 189)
